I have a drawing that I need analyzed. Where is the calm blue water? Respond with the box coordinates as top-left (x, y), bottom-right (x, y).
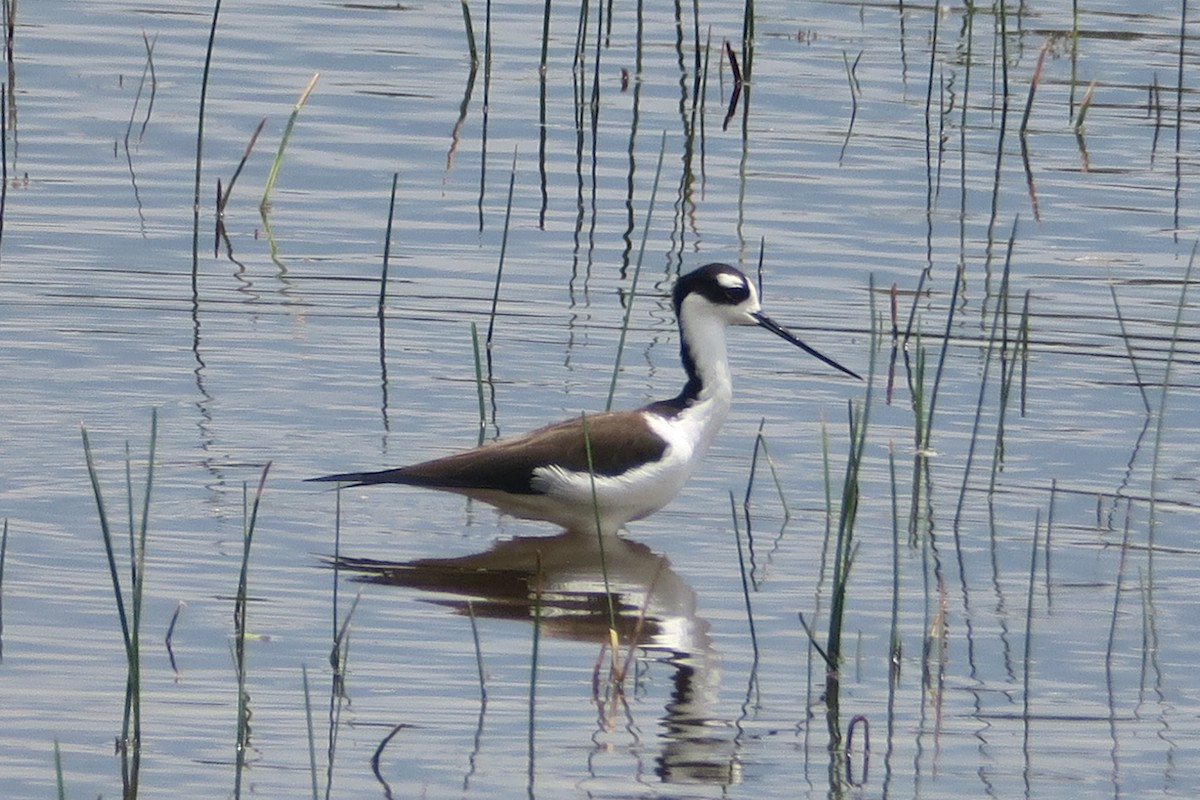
top-left (0, 1), bottom-right (1198, 797)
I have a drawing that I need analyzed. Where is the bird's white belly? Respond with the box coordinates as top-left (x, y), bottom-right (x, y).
top-left (525, 401), bottom-right (725, 535)
top-left (529, 451), bottom-right (694, 533)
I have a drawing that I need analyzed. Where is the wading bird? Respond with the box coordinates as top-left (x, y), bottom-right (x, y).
top-left (310, 263), bottom-right (860, 537)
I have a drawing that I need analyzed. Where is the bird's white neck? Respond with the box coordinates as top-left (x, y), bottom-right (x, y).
top-left (670, 301), bottom-right (736, 444)
top-left (681, 316), bottom-right (733, 401)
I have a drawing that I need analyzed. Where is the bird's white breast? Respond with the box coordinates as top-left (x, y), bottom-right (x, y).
top-left (529, 398), bottom-right (730, 535)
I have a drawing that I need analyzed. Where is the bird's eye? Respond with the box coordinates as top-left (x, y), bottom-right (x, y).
top-left (725, 283), bottom-right (749, 303)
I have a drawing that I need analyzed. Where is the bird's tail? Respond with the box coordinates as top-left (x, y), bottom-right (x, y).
top-left (305, 467), bottom-right (414, 487)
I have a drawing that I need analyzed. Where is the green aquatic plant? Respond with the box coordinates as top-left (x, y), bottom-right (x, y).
top-left (260, 72), bottom-right (319, 211)
top-left (81, 409), bottom-right (158, 799)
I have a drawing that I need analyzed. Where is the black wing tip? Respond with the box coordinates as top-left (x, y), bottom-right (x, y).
top-left (305, 471), bottom-right (380, 486)
top-left (305, 474), bottom-right (350, 483)
top-left (305, 468), bottom-right (431, 488)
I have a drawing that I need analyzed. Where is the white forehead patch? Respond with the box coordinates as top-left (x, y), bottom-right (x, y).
top-left (715, 272), bottom-right (745, 290)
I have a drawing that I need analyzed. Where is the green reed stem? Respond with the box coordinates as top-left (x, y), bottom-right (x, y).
top-left (0, 82), bottom-right (7, 256)
top-left (1019, 289), bottom-right (1032, 416)
top-left (919, 0), bottom-right (939, 242)
top-left (997, 0), bottom-right (1012, 108)
top-left (740, 0), bottom-right (754, 78)
top-left (825, 401), bottom-right (864, 675)
top-left (1109, 284), bottom-right (1151, 413)
top-left (909, 330), bottom-right (926, 453)
top-left (572, 0), bottom-right (588, 70)
top-left (888, 441), bottom-right (901, 671)
top-left (128, 411), bottom-right (156, 763)
top-left (1044, 479), bottom-right (1057, 611)
top-left (580, 412), bottom-right (617, 631)
top-left (922, 259), bottom-right (965, 447)
top-left (261, 72), bottom-right (319, 211)
top-left (538, 0), bottom-right (551, 74)
top-left (825, 278), bottom-right (877, 679)
top-left (332, 592), bottom-right (360, 664)
top-left (233, 462), bottom-right (271, 799)
top-left (122, 31), bottom-right (157, 149)
top-left (689, 0), bottom-right (701, 108)
top-left (908, 340), bottom-right (928, 551)
top-left (302, 664), bottom-right (319, 800)
top-left (192, 0), bottom-right (222, 281)
top-left (326, 591), bottom-right (359, 800)
top-left (797, 609), bottom-right (833, 669)
top-left (741, 420), bottom-right (788, 590)
top-left (81, 410), bottom-right (157, 798)
top-left (1019, 38), bottom-right (1051, 137)
top-left (1146, 243), bottom-right (1195, 565)
top-left (477, 0), bottom-right (492, 232)
top-left (0, 517), bottom-right (7, 661)
top-left (54, 738), bottom-right (65, 800)
top-left (233, 465), bottom-right (271, 647)
top-left (1072, 80), bottom-right (1096, 133)
top-left (1070, 0), bottom-right (1081, 112)
top-left (77, 424), bottom-right (121, 658)
top-left (699, 27), bottom-right (711, 155)
top-left (744, 419), bottom-right (790, 523)
top-left (730, 492), bottom-right (759, 661)
top-left (218, 117), bottom-right (265, 216)
top-left (1021, 509), bottom-right (1041, 759)
top-left (471, 322), bottom-right (487, 446)
top-left (954, 217), bottom-right (1018, 528)
top-left (988, 285), bottom-right (1029, 494)
top-left (606, 131), bottom-right (666, 411)
top-left (379, 172), bottom-right (400, 318)
top-left (461, 0), bottom-right (478, 64)
top-left (125, 441), bottom-right (135, 577)
top-left (2, 1), bottom-right (13, 78)
top-left (485, 150), bottom-right (517, 349)
top-left (331, 487), bottom-right (341, 642)
top-left (817, 414), bottom-right (833, 587)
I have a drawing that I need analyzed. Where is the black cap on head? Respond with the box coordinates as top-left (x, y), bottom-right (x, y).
top-left (672, 263), bottom-right (752, 316)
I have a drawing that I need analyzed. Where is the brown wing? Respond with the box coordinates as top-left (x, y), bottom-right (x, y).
top-left (309, 410), bottom-right (668, 495)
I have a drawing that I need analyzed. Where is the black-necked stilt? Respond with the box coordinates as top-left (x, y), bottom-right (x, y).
top-left (310, 263), bottom-right (860, 536)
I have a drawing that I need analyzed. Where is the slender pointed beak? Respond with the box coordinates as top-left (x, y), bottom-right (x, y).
top-left (753, 311), bottom-right (862, 381)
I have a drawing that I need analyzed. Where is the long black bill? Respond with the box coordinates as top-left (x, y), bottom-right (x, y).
top-left (753, 312), bottom-right (863, 381)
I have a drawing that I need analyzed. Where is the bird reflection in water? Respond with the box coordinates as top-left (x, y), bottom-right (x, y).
top-left (333, 528), bottom-right (741, 787)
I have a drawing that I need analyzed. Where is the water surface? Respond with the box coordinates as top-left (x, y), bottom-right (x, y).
top-left (1, 1), bottom-right (1198, 797)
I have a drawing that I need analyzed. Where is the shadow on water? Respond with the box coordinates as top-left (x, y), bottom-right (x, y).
top-left (332, 528), bottom-right (741, 788)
